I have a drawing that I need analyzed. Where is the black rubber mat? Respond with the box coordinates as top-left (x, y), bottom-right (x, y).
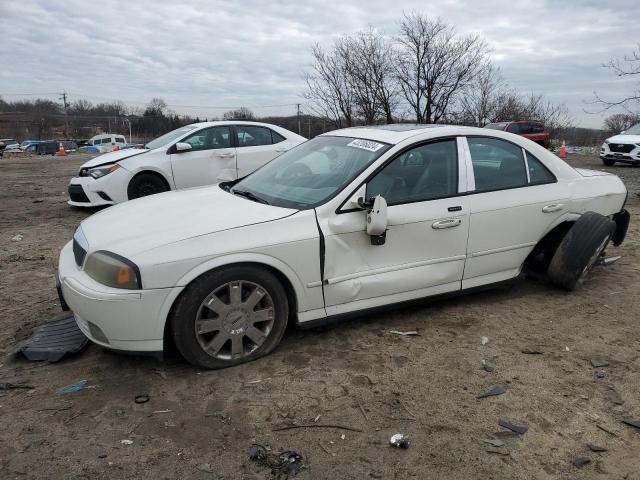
top-left (16, 314), bottom-right (88, 362)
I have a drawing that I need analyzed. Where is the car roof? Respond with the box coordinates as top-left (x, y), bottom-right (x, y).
top-left (185, 120), bottom-right (284, 129)
top-left (320, 124), bottom-right (496, 145)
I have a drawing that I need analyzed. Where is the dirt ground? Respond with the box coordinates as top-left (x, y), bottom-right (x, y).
top-left (0, 152), bottom-right (639, 480)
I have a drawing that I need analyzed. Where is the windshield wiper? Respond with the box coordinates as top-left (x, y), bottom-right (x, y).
top-left (231, 188), bottom-right (269, 204)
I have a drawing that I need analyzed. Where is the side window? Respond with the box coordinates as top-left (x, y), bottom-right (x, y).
top-left (506, 123), bottom-right (520, 134)
top-left (468, 137), bottom-right (527, 191)
top-left (182, 126), bottom-right (231, 152)
top-left (531, 123), bottom-right (544, 133)
top-left (366, 139), bottom-right (457, 205)
top-left (236, 126), bottom-right (273, 147)
top-left (116, 137), bottom-right (125, 143)
top-left (271, 130), bottom-right (286, 144)
top-left (526, 152), bottom-right (555, 184)
top-left (519, 123), bottom-right (533, 134)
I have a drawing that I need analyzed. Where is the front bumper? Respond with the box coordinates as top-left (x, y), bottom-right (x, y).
top-left (67, 167), bottom-right (131, 207)
top-left (600, 144), bottom-right (640, 164)
top-left (58, 241), bottom-right (178, 352)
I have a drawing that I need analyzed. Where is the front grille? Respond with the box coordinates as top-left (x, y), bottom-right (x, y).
top-left (68, 184), bottom-right (90, 203)
top-left (608, 143), bottom-right (634, 153)
top-left (73, 238), bottom-right (87, 267)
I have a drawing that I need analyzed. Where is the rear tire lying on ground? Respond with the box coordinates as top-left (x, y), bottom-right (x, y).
top-left (547, 212), bottom-right (615, 291)
top-left (170, 265), bottom-right (289, 369)
top-left (127, 172), bottom-right (168, 200)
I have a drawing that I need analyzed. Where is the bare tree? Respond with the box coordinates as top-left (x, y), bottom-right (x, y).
top-left (603, 112), bottom-right (640, 134)
top-left (144, 98), bottom-right (168, 117)
top-left (222, 107), bottom-right (255, 120)
top-left (458, 63), bottom-right (503, 126)
top-left (592, 43), bottom-right (640, 111)
top-left (395, 13), bottom-right (490, 123)
top-left (303, 43), bottom-right (355, 127)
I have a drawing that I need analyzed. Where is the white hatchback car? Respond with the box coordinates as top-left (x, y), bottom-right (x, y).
top-left (68, 121), bottom-right (305, 207)
top-left (58, 125), bottom-right (629, 369)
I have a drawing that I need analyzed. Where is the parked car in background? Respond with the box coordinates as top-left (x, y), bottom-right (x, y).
top-left (20, 140), bottom-right (40, 151)
top-left (24, 140), bottom-right (58, 155)
top-left (61, 140), bottom-right (78, 152)
top-left (484, 121), bottom-right (550, 148)
top-left (0, 138), bottom-right (19, 150)
top-left (87, 134), bottom-right (128, 153)
top-left (67, 121), bottom-right (306, 207)
top-left (58, 124), bottom-right (628, 368)
top-left (600, 122), bottom-right (640, 166)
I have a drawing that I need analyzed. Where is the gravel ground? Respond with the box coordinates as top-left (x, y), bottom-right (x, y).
top-left (0, 152), bottom-right (639, 479)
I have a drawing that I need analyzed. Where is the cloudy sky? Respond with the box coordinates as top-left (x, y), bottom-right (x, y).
top-left (1, 0), bottom-right (639, 127)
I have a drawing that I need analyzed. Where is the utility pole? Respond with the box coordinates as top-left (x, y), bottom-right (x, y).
top-left (296, 103), bottom-right (301, 136)
top-left (60, 91), bottom-right (69, 139)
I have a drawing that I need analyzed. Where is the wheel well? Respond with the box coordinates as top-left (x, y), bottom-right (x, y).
top-left (162, 262), bottom-right (299, 351)
top-left (524, 221), bottom-right (574, 274)
top-left (128, 170), bottom-right (171, 197)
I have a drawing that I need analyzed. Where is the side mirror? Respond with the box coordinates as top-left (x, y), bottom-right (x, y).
top-left (366, 195), bottom-right (388, 245)
top-left (175, 142), bottom-right (192, 152)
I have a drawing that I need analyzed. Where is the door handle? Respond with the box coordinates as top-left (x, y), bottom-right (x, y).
top-left (432, 218), bottom-right (462, 229)
top-left (216, 152), bottom-right (235, 158)
top-left (275, 149), bottom-right (288, 153)
top-left (542, 204), bottom-right (564, 213)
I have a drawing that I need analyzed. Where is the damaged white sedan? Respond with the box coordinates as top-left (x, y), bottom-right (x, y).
top-left (57, 125), bottom-right (629, 369)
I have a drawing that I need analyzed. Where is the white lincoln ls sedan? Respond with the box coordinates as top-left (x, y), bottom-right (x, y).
top-left (58, 125), bottom-right (630, 369)
top-left (67, 121), bottom-right (306, 207)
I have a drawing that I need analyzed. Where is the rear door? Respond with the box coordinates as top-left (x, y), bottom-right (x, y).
top-left (462, 136), bottom-right (570, 288)
top-left (170, 126), bottom-right (236, 188)
top-left (234, 125), bottom-right (289, 178)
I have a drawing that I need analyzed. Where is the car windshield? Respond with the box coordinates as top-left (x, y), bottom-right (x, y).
top-left (231, 136), bottom-right (391, 209)
top-left (144, 125), bottom-right (198, 149)
top-left (484, 123), bottom-right (507, 130)
top-left (624, 122), bottom-right (640, 135)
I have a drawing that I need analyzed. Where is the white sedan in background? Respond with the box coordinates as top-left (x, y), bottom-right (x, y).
top-left (67, 121), bottom-right (306, 207)
top-left (58, 124), bottom-right (629, 369)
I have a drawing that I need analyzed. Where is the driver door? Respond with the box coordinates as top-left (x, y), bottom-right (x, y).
top-left (320, 138), bottom-right (470, 315)
top-left (170, 126), bottom-right (236, 188)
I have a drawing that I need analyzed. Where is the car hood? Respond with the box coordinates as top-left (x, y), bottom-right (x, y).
top-left (79, 148), bottom-right (149, 168)
top-left (606, 134), bottom-right (640, 144)
top-left (79, 185), bottom-right (297, 257)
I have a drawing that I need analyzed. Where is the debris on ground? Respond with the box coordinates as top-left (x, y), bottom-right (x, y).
top-left (16, 314), bottom-right (88, 362)
top-left (10, 234), bottom-right (23, 241)
top-left (573, 457), bottom-right (591, 468)
top-left (481, 360), bottom-right (495, 373)
top-left (389, 433), bottom-right (410, 449)
top-left (248, 444), bottom-right (307, 477)
top-left (596, 371), bottom-right (606, 379)
top-left (622, 419), bottom-right (640, 430)
top-left (477, 386), bottom-right (506, 399)
top-left (389, 330), bottom-right (419, 336)
top-left (483, 438), bottom-right (505, 447)
top-left (134, 394), bottom-right (150, 404)
top-left (498, 419), bottom-right (528, 434)
top-left (480, 336), bottom-right (489, 345)
top-left (120, 439), bottom-right (133, 445)
top-left (486, 446), bottom-right (510, 455)
top-left (587, 444), bottom-right (608, 452)
top-left (57, 380), bottom-right (88, 395)
top-left (0, 381), bottom-right (34, 390)
top-left (97, 453), bottom-right (108, 459)
top-left (521, 347), bottom-right (543, 354)
top-left (197, 463), bottom-right (214, 473)
top-left (605, 388), bottom-right (624, 405)
top-left (590, 359), bottom-right (609, 368)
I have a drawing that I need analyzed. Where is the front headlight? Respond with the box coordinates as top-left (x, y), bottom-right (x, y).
top-left (84, 251), bottom-right (141, 289)
top-left (88, 164), bottom-right (120, 179)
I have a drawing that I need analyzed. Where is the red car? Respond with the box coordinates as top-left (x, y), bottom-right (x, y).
top-left (484, 121), bottom-right (550, 148)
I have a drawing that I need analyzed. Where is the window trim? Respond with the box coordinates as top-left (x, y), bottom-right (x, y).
top-left (337, 136), bottom-right (462, 213)
top-left (463, 135), bottom-right (557, 195)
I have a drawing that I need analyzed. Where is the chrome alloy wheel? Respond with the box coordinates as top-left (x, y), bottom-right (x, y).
top-left (194, 280), bottom-right (275, 360)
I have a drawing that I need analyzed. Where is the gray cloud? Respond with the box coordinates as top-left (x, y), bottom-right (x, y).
top-left (1, 0), bottom-right (638, 127)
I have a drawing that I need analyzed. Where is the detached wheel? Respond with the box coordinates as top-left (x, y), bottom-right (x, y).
top-left (127, 173), bottom-right (168, 199)
top-left (602, 159), bottom-right (615, 166)
top-left (170, 265), bottom-right (289, 369)
top-left (547, 212), bottom-right (615, 291)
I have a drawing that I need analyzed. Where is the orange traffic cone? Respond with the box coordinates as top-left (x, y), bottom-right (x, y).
top-left (559, 140), bottom-right (566, 159)
top-left (55, 142), bottom-right (66, 156)
top-left (112, 144), bottom-right (120, 152)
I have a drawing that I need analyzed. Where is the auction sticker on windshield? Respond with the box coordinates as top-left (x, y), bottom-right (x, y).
top-left (347, 139), bottom-right (385, 152)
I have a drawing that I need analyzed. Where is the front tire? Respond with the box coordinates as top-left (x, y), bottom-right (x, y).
top-left (170, 265), bottom-right (289, 369)
top-left (127, 173), bottom-right (168, 200)
top-left (547, 212), bottom-right (615, 291)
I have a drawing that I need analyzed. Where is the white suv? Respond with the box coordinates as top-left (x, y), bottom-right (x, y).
top-left (68, 121), bottom-right (306, 207)
top-left (600, 122), bottom-right (640, 165)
